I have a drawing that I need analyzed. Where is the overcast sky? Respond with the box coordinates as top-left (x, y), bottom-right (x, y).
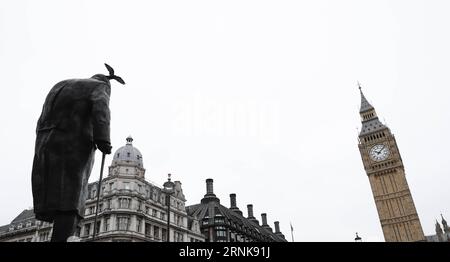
top-left (1, 0), bottom-right (449, 242)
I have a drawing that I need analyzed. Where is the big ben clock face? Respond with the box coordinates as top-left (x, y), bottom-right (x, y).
top-left (369, 144), bottom-right (390, 162)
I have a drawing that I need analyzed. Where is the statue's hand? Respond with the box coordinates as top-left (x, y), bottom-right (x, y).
top-left (95, 140), bottom-right (112, 154)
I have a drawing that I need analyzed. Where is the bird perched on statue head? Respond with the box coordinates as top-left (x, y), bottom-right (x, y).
top-left (91, 63), bottom-right (126, 85)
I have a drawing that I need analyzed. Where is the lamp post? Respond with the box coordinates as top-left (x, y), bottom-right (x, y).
top-left (163, 174), bottom-right (175, 242)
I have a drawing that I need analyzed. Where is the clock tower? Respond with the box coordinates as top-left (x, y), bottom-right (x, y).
top-left (357, 86), bottom-right (425, 242)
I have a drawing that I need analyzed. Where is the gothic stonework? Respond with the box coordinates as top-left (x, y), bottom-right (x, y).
top-left (357, 87), bottom-right (425, 242)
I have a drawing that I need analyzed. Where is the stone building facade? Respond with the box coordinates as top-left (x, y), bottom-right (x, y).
top-left (357, 87), bottom-right (425, 242)
top-left (0, 137), bottom-right (204, 242)
top-left (0, 209), bottom-right (53, 242)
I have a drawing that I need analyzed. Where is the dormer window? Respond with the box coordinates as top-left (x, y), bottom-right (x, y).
top-left (202, 216), bottom-right (209, 225)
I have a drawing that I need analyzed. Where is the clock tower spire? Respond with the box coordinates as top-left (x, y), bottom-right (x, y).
top-left (357, 84), bottom-right (425, 242)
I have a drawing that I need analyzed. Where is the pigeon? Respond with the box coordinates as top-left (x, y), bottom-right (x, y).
top-left (104, 63), bottom-right (125, 85)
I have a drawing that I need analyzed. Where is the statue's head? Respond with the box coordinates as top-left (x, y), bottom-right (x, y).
top-left (91, 74), bottom-right (110, 84)
top-left (91, 64), bottom-right (126, 85)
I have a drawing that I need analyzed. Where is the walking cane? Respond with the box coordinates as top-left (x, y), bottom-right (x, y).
top-left (92, 153), bottom-right (106, 241)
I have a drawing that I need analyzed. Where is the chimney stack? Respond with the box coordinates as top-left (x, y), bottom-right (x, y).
top-left (273, 221), bottom-right (286, 239)
top-left (274, 221), bottom-right (280, 233)
top-left (229, 194), bottom-right (243, 216)
top-left (247, 204), bottom-right (255, 218)
top-left (230, 194), bottom-right (237, 208)
top-left (261, 213), bottom-right (268, 226)
top-left (206, 178), bottom-right (214, 195)
top-left (201, 178), bottom-right (220, 204)
top-left (261, 213), bottom-right (273, 232)
top-left (247, 204), bottom-right (259, 225)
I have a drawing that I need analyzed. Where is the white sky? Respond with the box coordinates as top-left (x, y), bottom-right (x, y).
top-left (1, 0), bottom-right (449, 242)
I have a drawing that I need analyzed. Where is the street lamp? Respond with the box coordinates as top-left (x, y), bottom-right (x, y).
top-left (354, 232), bottom-right (362, 242)
top-left (163, 173), bottom-right (175, 242)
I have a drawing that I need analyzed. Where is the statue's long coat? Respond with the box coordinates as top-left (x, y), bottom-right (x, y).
top-left (32, 78), bottom-right (111, 222)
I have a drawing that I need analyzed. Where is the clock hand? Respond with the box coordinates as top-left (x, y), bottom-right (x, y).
top-left (377, 145), bottom-right (386, 154)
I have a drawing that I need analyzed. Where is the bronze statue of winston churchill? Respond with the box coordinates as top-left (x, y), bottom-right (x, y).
top-left (31, 64), bottom-right (125, 242)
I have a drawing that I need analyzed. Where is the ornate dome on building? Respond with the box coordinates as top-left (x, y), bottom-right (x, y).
top-left (112, 136), bottom-right (144, 168)
top-left (109, 136), bottom-right (146, 179)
